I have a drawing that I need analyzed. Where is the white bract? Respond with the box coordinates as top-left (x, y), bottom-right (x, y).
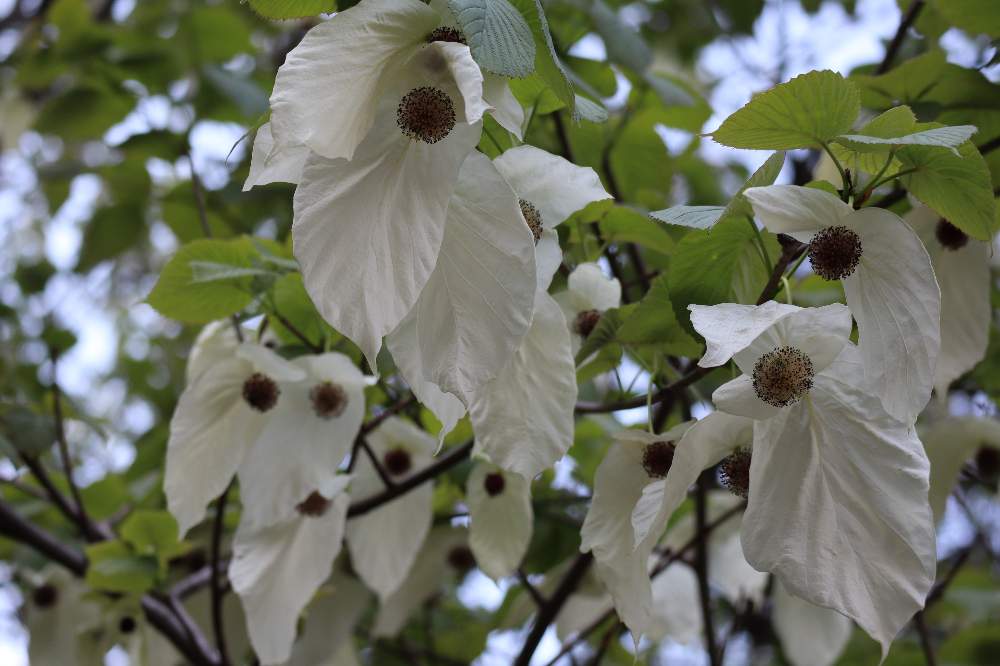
top-left (579, 423), bottom-right (694, 641)
top-left (384, 151), bottom-right (537, 408)
top-left (681, 301), bottom-right (935, 658)
top-left (554, 262), bottom-right (622, 355)
top-left (773, 580), bottom-right (853, 666)
top-left (345, 417), bottom-right (435, 601)
top-left (288, 571), bottom-right (371, 666)
top-left (906, 204), bottom-right (991, 399)
top-left (371, 526), bottom-right (470, 637)
top-left (467, 461), bottom-right (533, 580)
top-left (229, 475), bottom-right (351, 665)
top-left (246, 0), bottom-right (525, 371)
top-left (743, 184), bottom-right (941, 423)
top-left (23, 567), bottom-right (96, 666)
top-left (237, 352), bottom-right (371, 531)
top-left (165, 342), bottom-right (306, 536)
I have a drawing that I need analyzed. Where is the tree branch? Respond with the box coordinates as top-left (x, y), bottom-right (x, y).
top-left (49, 354), bottom-right (91, 538)
top-left (210, 484), bottom-right (232, 665)
top-left (346, 440), bottom-right (473, 519)
top-left (694, 473), bottom-right (720, 666)
top-left (913, 610), bottom-right (937, 666)
top-left (876, 1), bottom-right (924, 75)
top-left (513, 552), bottom-right (594, 666)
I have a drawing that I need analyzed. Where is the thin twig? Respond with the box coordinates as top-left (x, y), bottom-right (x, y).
top-left (270, 311), bottom-right (322, 353)
top-left (49, 354), bottom-right (91, 536)
top-left (513, 552), bottom-right (594, 666)
top-left (517, 568), bottom-right (547, 608)
top-left (210, 483), bottom-right (232, 665)
top-left (358, 437), bottom-right (397, 490)
top-left (694, 473), bottom-right (720, 666)
top-left (875, 0), bottom-right (924, 75)
top-left (346, 441), bottom-right (473, 519)
top-left (913, 610), bottom-right (937, 666)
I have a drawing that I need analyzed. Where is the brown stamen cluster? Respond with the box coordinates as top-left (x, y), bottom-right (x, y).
top-left (446, 545), bottom-right (476, 572)
top-left (935, 219), bottom-right (968, 251)
top-left (242, 372), bottom-right (279, 412)
top-left (574, 309), bottom-right (601, 338)
top-left (32, 584), bottom-right (58, 608)
top-left (383, 448), bottom-right (412, 477)
top-left (641, 440), bottom-right (675, 478)
top-left (808, 225), bottom-right (862, 280)
top-left (719, 447), bottom-right (752, 499)
top-left (296, 491), bottom-right (331, 517)
top-left (427, 26), bottom-right (467, 44)
top-left (976, 447), bottom-right (1000, 481)
top-left (119, 617), bottom-right (137, 634)
top-left (752, 346), bottom-right (814, 408)
top-left (397, 87), bottom-right (456, 143)
top-left (309, 381), bottom-right (347, 419)
top-left (484, 472), bottom-right (505, 496)
top-left (519, 199), bottom-right (543, 243)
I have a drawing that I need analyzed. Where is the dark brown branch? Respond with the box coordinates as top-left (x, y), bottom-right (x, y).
top-left (49, 355), bottom-right (91, 537)
top-left (694, 473), bottom-right (720, 666)
top-left (913, 610), bottom-right (937, 666)
top-left (513, 552), bottom-right (594, 666)
top-left (358, 436), bottom-right (397, 490)
top-left (270, 311), bottom-right (322, 353)
top-left (516, 568), bottom-right (547, 608)
top-left (18, 454), bottom-right (106, 542)
top-left (876, 1), bottom-right (924, 74)
top-left (210, 484), bottom-right (232, 665)
top-left (346, 440), bottom-right (473, 519)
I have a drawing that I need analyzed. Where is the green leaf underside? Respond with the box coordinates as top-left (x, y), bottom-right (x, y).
top-left (652, 151), bottom-right (785, 230)
top-left (509, 0), bottom-right (575, 113)
top-left (711, 70), bottom-right (860, 149)
top-left (449, 0), bottom-right (536, 78)
top-left (836, 124), bottom-right (977, 154)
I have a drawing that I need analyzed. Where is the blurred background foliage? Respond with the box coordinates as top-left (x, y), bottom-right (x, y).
top-left (0, 0), bottom-right (999, 664)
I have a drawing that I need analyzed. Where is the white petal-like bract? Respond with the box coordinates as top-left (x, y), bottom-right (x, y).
top-left (773, 581), bottom-right (853, 666)
top-left (243, 122), bottom-right (309, 191)
top-left (467, 462), bottom-right (533, 580)
top-left (743, 184), bottom-right (853, 241)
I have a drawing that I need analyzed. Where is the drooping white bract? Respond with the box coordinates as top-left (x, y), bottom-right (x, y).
top-left (185, 319), bottom-right (238, 382)
top-left (648, 562), bottom-right (702, 645)
top-left (773, 580), bottom-right (853, 666)
top-left (687, 301), bottom-right (936, 658)
top-left (23, 567), bottom-right (96, 666)
top-left (229, 475), bottom-right (351, 665)
top-left (371, 526), bottom-right (470, 637)
top-left (288, 571), bottom-right (371, 666)
top-left (906, 204), bottom-right (991, 399)
top-left (267, 0), bottom-right (520, 163)
top-left (468, 290), bottom-right (579, 478)
top-left (237, 352), bottom-right (371, 531)
top-left (467, 461), bottom-right (533, 580)
top-left (291, 41), bottom-right (488, 372)
top-left (493, 145), bottom-right (612, 293)
top-left (384, 151), bottom-right (537, 409)
top-left (922, 416), bottom-right (1000, 523)
top-left (165, 343), bottom-right (306, 536)
top-left (743, 184), bottom-right (941, 423)
top-left (579, 423), bottom-right (694, 641)
top-left (554, 262), bottom-right (622, 355)
top-left (345, 417), bottom-right (435, 601)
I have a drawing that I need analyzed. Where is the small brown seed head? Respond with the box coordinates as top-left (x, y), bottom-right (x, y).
top-left (752, 346), bottom-right (815, 408)
top-left (309, 382), bottom-right (348, 419)
top-left (119, 617), bottom-right (137, 634)
top-left (808, 225), bottom-right (863, 281)
top-left (719, 447), bottom-right (752, 499)
top-left (383, 448), bottom-right (412, 477)
top-left (296, 491), bottom-right (331, 517)
top-left (574, 309), bottom-right (601, 338)
top-left (32, 584), bottom-right (58, 608)
top-left (641, 440), bottom-right (675, 478)
top-left (484, 472), bottom-right (505, 496)
top-left (242, 372), bottom-right (279, 412)
top-left (935, 219), bottom-right (968, 251)
top-left (446, 545), bottom-right (476, 572)
top-left (519, 199), bottom-right (543, 243)
top-left (427, 26), bottom-right (467, 44)
top-left (397, 86), bottom-right (456, 143)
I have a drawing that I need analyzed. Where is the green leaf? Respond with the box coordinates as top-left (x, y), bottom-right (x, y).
top-left (0, 405), bottom-right (55, 457)
top-left (711, 70), bottom-right (859, 149)
top-left (897, 134), bottom-right (998, 240)
top-left (34, 83), bottom-right (134, 142)
top-left (836, 124), bottom-right (977, 154)
top-left (597, 206), bottom-right (675, 255)
top-left (121, 510), bottom-right (187, 567)
top-left (269, 273), bottom-right (336, 349)
top-left (201, 65), bottom-right (269, 119)
top-left (587, 0), bottom-right (651, 73)
top-left (509, 0), bottom-right (575, 113)
top-left (617, 275), bottom-right (702, 356)
top-left (146, 237), bottom-right (259, 323)
top-left (652, 151), bottom-right (785, 230)
top-left (448, 0), bottom-right (535, 78)
top-left (667, 216), bottom-right (771, 331)
top-left (187, 6), bottom-right (252, 61)
top-left (246, 0), bottom-right (336, 19)
top-left (81, 476), bottom-right (130, 521)
top-left (85, 541), bottom-right (159, 593)
top-left (929, 0), bottom-right (1000, 38)
top-left (76, 203), bottom-right (146, 272)
top-left (574, 95), bottom-right (608, 123)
